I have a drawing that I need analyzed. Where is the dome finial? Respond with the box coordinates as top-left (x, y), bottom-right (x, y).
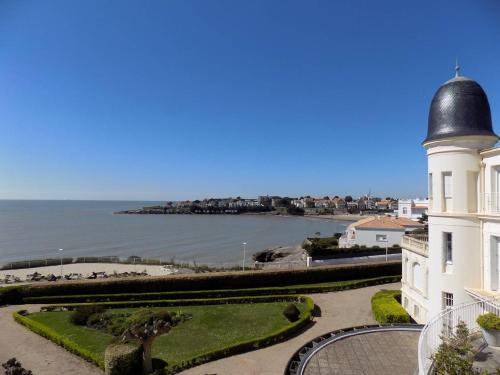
top-left (455, 58), bottom-right (460, 77)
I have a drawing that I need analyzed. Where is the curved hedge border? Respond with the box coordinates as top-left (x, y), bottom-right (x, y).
top-left (14, 295), bottom-right (314, 374)
top-left (371, 290), bottom-right (410, 324)
top-left (24, 275), bottom-right (400, 305)
top-left (13, 310), bottom-right (105, 369)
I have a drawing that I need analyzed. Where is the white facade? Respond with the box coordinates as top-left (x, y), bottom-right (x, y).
top-left (402, 136), bottom-right (500, 324)
top-left (398, 199), bottom-right (428, 220)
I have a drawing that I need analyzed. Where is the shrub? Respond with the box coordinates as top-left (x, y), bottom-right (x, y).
top-left (283, 304), bottom-right (301, 322)
top-left (371, 290), bottom-right (410, 324)
top-left (70, 305), bottom-right (106, 326)
top-left (431, 321), bottom-right (480, 375)
top-left (2, 358), bottom-right (33, 375)
top-left (104, 342), bottom-right (142, 375)
top-left (477, 313), bottom-right (500, 330)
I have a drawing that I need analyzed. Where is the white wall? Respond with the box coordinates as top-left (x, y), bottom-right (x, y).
top-left (401, 247), bottom-right (429, 324)
top-left (355, 228), bottom-right (405, 247)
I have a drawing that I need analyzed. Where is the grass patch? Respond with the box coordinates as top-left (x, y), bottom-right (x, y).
top-left (17, 299), bottom-right (312, 373)
top-left (371, 289), bottom-right (410, 324)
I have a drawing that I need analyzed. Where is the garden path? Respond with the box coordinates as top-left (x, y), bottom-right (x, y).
top-left (180, 282), bottom-right (401, 375)
top-left (0, 282), bottom-right (400, 375)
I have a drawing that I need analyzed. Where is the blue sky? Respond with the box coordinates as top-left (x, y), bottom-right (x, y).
top-left (1, 0), bottom-right (499, 201)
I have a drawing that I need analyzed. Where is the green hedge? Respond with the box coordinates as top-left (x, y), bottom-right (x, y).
top-left (14, 296), bottom-right (314, 374)
top-left (371, 290), bottom-right (410, 324)
top-left (0, 286), bottom-right (23, 305)
top-left (24, 275), bottom-right (400, 304)
top-left (39, 295), bottom-right (312, 311)
top-left (13, 310), bottom-right (105, 368)
top-left (13, 261), bottom-right (401, 301)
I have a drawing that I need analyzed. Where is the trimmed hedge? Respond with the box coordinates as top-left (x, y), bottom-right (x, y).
top-left (104, 342), bottom-right (142, 375)
top-left (12, 261), bottom-right (401, 301)
top-left (15, 296), bottom-right (314, 374)
top-left (24, 275), bottom-right (401, 304)
top-left (371, 290), bottom-right (410, 324)
top-left (13, 310), bottom-right (105, 368)
top-left (0, 286), bottom-right (23, 305)
top-left (39, 295), bottom-right (312, 311)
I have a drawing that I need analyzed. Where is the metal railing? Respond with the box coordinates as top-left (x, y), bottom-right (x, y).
top-left (417, 297), bottom-right (500, 374)
top-left (401, 234), bottom-right (429, 257)
top-left (482, 192), bottom-right (500, 214)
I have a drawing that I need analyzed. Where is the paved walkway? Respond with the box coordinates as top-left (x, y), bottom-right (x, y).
top-left (304, 330), bottom-right (419, 375)
top-left (0, 282), bottom-right (400, 375)
top-left (180, 283), bottom-right (401, 375)
top-left (0, 304), bottom-right (103, 375)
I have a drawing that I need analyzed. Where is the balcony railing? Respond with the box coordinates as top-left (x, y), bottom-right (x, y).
top-left (417, 297), bottom-right (500, 374)
top-left (482, 192), bottom-right (500, 215)
top-left (401, 234), bottom-right (428, 257)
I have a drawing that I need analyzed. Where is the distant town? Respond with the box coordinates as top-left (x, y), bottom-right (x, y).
top-left (118, 195), bottom-right (429, 219)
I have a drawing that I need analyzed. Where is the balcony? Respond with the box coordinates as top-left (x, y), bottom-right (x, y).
top-left (482, 192), bottom-right (500, 215)
top-left (401, 234), bottom-right (429, 257)
top-left (418, 296), bottom-right (500, 374)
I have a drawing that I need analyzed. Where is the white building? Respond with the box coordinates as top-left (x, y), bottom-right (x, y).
top-left (402, 68), bottom-right (500, 330)
top-left (339, 216), bottom-right (424, 248)
top-left (398, 198), bottom-right (429, 220)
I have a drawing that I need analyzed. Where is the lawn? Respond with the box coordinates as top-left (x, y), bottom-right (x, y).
top-left (27, 301), bottom-right (309, 369)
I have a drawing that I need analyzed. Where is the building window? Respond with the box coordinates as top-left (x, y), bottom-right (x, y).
top-left (402, 207), bottom-right (408, 215)
top-left (442, 292), bottom-right (453, 310)
top-left (376, 234), bottom-right (387, 242)
top-left (413, 262), bottom-right (422, 291)
top-left (414, 304), bottom-right (420, 318)
top-left (429, 173), bottom-right (433, 198)
top-left (404, 297), bottom-right (409, 308)
top-left (443, 172), bottom-right (452, 198)
top-left (443, 232), bottom-right (453, 264)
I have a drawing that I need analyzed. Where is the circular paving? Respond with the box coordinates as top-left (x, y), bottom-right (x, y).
top-left (286, 325), bottom-right (422, 375)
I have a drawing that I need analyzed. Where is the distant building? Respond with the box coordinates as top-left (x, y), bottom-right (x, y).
top-left (397, 198), bottom-right (428, 220)
top-left (339, 216), bottom-right (424, 248)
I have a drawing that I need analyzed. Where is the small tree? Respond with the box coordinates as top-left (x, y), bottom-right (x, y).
top-left (431, 320), bottom-right (482, 375)
top-left (121, 309), bottom-right (184, 375)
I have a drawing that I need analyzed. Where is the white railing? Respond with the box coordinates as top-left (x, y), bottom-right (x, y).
top-left (482, 192), bottom-right (500, 215)
top-left (401, 234), bottom-right (429, 257)
top-left (418, 297), bottom-right (500, 374)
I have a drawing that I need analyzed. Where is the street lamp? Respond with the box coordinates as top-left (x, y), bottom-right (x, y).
top-left (242, 242), bottom-right (247, 271)
top-left (59, 248), bottom-right (64, 278)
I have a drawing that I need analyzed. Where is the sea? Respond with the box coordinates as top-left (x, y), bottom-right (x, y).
top-left (0, 200), bottom-right (352, 266)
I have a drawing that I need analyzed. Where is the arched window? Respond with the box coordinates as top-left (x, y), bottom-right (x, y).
top-left (402, 207), bottom-right (408, 215)
top-left (414, 304), bottom-right (420, 318)
top-left (413, 262), bottom-right (422, 292)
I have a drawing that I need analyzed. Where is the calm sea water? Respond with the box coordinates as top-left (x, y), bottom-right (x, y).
top-left (0, 200), bottom-right (351, 265)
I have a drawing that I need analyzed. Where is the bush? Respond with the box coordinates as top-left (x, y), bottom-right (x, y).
top-left (371, 290), bottom-right (410, 324)
top-left (2, 358), bottom-right (33, 375)
top-left (70, 305), bottom-right (106, 326)
top-left (14, 262), bottom-right (402, 301)
top-left (477, 313), bottom-right (500, 330)
top-left (283, 304), bottom-right (301, 322)
top-left (104, 342), bottom-right (142, 375)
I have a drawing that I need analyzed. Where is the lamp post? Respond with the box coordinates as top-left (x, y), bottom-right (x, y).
top-left (59, 248), bottom-right (64, 278)
top-left (242, 242), bottom-right (247, 271)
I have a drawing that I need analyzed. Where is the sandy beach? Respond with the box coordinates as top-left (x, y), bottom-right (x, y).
top-left (0, 262), bottom-right (179, 284)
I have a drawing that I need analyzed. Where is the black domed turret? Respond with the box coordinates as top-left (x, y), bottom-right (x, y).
top-left (424, 72), bottom-right (497, 144)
